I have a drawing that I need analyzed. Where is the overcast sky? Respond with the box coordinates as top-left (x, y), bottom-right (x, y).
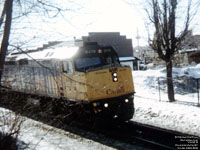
top-left (8, 0), bottom-right (200, 49)
top-left (58, 0), bottom-right (148, 46)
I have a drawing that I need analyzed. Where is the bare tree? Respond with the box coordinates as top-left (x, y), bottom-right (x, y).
top-left (0, 110), bottom-right (24, 150)
top-left (0, 0), bottom-right (13, 86)
top-left (0, 1), bottom-right (6, 29)
top-left (145, 0), bottom-right (196, 102)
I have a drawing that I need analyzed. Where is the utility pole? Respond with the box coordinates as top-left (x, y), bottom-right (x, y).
top-left (136, 28), bottom-right (140, 58)
top-left (136, 28), bottom-right (141, 70)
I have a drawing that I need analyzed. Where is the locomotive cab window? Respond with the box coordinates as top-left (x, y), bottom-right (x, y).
top-left (62, 61), bottom-right (73, 74)
top-left (75, 47), bottom-right (120, 72)
top-left (103, 54), bottom-right (120, 65)
top-left (75, 57), bottom-right (101, 72)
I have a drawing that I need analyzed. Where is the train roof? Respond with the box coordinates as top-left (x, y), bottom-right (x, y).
top-left (7, 41), bottom-right (82, 61)
top-left (11, 46), bottom-right (79, 61)
top-left (6, 41), bottom-right (116, 61)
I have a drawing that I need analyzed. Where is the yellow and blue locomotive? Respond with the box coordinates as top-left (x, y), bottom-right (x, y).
top-left (3, 41), bottom-right (135, 121)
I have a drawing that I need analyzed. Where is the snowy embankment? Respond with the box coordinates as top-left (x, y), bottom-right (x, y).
top-left (0, 108), bottom-right (115, 150)
top-left (0, 107), bottom-right (142, 150)
top-left (131, 64), bottom-right (200, 137)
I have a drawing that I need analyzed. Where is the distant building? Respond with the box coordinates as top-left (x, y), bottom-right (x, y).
top-left (133, 46), bottom-right (155, 65)
top-left (134, 30), bottom-right (200, 66)
top-left (82, 32), bottom-right (133, 57)
top-left (177, 49), bottom-right (200, 64)
top-left (175, 30), bottom-right (200, 65)
top-left (119, 57), bottom-right (140, 70)
top-left (181, 30), bottom-right (200, 49)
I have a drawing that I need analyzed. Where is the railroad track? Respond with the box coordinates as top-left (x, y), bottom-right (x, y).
top-left (88, 120), bottom-right (200, 150)
top-left (124, 121), bottom-right (185, 149)
top-left (130, 121), bottom-right (199, 149)
top-left (1, 89), bottom-right (199, 150)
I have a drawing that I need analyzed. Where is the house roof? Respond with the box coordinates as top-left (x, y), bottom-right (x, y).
top-left (179, 48), bottom-right (199, 54)
top-left (119, 56), bottom-right (140, 62)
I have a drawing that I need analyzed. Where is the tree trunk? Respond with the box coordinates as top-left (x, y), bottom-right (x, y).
top-left (0, 1), bottom-right (6, 29)
top-left (166, 60), bottom-right (175, 102)
top-left (0, 0), bottom-right (13, 86)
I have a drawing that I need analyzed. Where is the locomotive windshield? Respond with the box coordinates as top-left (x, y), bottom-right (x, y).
top-left (75, 57), bottom-right (101, 70)
top-left (75, 47), bottom-right (120, 72)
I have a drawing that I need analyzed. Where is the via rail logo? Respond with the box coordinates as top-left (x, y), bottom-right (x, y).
top-left (106, 84), bottom-right (125, 95)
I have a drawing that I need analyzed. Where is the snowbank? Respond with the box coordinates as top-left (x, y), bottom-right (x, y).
top-left (132, 97), bottom-right (200, 137)
top-left (132, 64), bottom-right (200, 103)
top-left (132, 64), bottom-right (200, 137)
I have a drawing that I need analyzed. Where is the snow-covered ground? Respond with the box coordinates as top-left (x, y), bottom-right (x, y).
top-left (132, 64), bottom-right (200, 137)
top-left (1, 64), bottom-right (200, 149)
top-left (0, 108), bottom-right (143, 150)
top-left (133, 64), bottom-right (200, 103)
top-left (132, 97), bottom-right (200, 136)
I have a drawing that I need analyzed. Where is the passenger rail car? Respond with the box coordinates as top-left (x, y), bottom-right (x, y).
top-left (2, 42), bottom-right (135, 121)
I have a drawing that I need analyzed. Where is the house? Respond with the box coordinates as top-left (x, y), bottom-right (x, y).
top-left (133, 46), bottom-right (155, 64)
top-left (177, 48), bottom-right (200, 64)
top-left (134, 30), bottom-right (200, 66)
top-left (119, 57), bottom-right (140, 70)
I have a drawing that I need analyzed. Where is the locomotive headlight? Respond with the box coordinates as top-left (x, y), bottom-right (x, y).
top-left (104, 103), bottom-right (109, 108)
top-left (113, 72), bottom-right (117, 77)
top-left (112, 72), bottom-right (118, 82)
top-left (113, 77), bottom-right (118, 82)
top-left (125, 99), bottom-right (129, 103)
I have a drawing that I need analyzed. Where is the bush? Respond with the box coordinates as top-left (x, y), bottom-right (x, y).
top-left (0, 109), bottom-right (23, 150)
top-left (0, 132), bottom-right (17, 150)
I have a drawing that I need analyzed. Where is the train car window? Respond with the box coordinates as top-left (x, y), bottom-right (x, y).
top-left (62, 61), bottom-right (73, 74)
top-left (5, 61), bottom-right (16, 65)
top-left (19, 59), bottom-right (28, 65)
top-left (45, 52), bottom-right (50, 57)
top-left (49, 52), bottom-right (54, 57)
